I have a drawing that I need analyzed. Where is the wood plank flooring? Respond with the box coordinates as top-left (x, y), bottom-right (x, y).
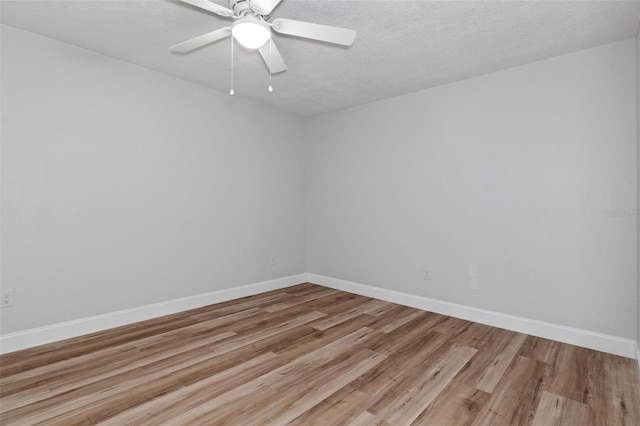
top-left (1, 283), bottom-right (638, 425)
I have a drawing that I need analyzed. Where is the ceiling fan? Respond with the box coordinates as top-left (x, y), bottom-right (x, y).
top-left (171, 0), bottom-right (357, 75)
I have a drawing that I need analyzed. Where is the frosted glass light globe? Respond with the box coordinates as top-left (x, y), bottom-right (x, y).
top-left (232, 17), bottom-right (270, 49)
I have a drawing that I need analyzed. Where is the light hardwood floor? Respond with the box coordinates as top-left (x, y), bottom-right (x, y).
top-left (1, 283), bottom-right (639, 425)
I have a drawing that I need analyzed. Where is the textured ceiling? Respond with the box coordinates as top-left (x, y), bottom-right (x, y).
top-left (2, 0), bottom-right (640, 116)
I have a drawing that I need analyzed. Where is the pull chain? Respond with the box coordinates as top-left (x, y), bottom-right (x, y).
top-left (268, 39), bottom-right (273, 93)
top-left (229, 35), bottom-right (235, 96)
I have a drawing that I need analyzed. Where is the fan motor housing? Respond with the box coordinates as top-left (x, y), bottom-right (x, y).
top-left (230, 0), bottom-right (252, 16)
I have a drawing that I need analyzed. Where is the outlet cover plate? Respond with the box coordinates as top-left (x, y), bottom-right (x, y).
top-left (1, 289), bottom-right (15, 308)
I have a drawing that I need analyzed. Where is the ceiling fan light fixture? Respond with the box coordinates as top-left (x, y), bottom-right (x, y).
top-left (232, 16), bottom-right (271, 49)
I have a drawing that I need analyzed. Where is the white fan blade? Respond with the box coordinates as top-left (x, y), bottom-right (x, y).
top-left (258, 39), bottom-right (287, 73)
top-left (170, 27), bottom-right (231, 53)
top-left (271, 18), bottom-right (356, 46)
top-left (251, 0), bottom-right (282, 15)
top-left (178, 0), bottom-right (234, 17)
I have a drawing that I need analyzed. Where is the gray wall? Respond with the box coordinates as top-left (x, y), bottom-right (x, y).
top-left (2, 26), bottom-right (638, 344)
top-left (637, 33), bottom-right (640, 352)
top-left (0, 25), bottom-right (308, 334)
top-left (308, 39), bottom-right (637, 339)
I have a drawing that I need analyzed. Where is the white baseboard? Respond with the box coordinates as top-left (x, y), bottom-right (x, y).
top-left (2, 272), bottom-right (636, 360)
top-left (308, 274), bottom-right (636, 359)
top-left (636, 344), bottom-right (640, 382)
top-left (0, 273), bottom-right (309, 354)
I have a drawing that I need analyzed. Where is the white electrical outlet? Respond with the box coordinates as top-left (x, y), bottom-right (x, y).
top-left (1, 289), bottom-right (15, 308)
top-left (469, 263), bottom-right (478, 290)
top-left (270, 253), bottom-right (277, 266)
top-left (423, 268), bottom-right (431, 280)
